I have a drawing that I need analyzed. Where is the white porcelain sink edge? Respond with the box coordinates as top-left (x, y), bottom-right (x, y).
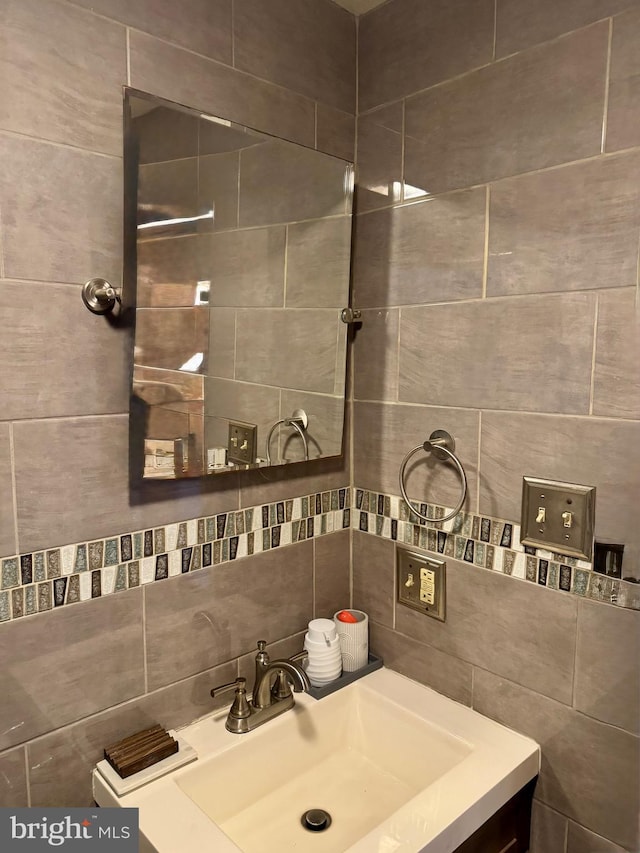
top-left (92, 667), bottom-right (540, 853)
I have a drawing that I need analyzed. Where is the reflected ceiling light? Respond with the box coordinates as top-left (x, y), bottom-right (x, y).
top-left (179, 352), bottom-right (204, 372)
top-left (403, 182), bottom-right (429, 199)
top-left (200, 113), bottom-right (231, 126)
top-left (138, 210), bottom-right (214, 230)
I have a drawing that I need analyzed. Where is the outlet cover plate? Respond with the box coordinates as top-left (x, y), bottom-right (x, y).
top-left (520, 477), bottom-right (595, 560)
top-left (227, 421), bottom-right (257, 466)
top-left (397, 546), bottom-right (446, 621)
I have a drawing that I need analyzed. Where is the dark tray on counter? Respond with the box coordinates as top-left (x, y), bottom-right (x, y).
top-left (308, 653), bottom-right (384, 700)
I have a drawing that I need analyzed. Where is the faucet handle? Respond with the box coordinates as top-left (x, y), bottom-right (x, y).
top-left (210, 676), bottom-right (246, 698)
top-left (289, 650), bottom-right (308, 664)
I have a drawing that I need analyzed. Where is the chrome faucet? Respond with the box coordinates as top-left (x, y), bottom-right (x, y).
top-left (211, 640), bottom-right (310, 734)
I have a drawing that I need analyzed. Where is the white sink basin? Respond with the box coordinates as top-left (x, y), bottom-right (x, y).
top-left (93, 668), bottom-right (539, 853)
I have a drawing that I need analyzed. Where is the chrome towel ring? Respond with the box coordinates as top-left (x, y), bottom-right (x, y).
top-left (265, 409), bottom-right (309, 464)
top-left (399, 429), bottom-right (468, 523)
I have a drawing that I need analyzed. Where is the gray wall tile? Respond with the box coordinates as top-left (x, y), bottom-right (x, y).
top-left (496, 0), bottom-right (633, 57)
top-left (67, 0), bottom-right (233, 64)
top-left (488, 151), bottom-right (640, 297)
top-left (0, 425), bottom-right (17, 558)
top-left (607, 8), bottom-right (640, 152)
top-left (0, 135), bottom-right (122, 285)
top-left (473, 669), bottom-right (640, 850)
top-left (353, 188), bottom-right (486, 308)
top-left (0, 282), bottom-right (130, 420)
top-left (353, 401), bottom-right (479, 507)
top-left (207, 309), bottom-right (236, 380)
top-left (405, 23), bottom-right (609, 194)
top-left (238, 456), bottom-right (348, 507)
top-left (28, 658), bottom-right (237, 807)
top-left (129, 31), bottom-right (315, 148)
top-left (352, 530), bottom-right (395, 627)
top-left (575, 600), bottom-right (640, 734)
top-left (204, 378), bottom-right (279, 451)
top-left (0, 747), bottom-right (28, 807)
top-left (358, 0), bottom-right (494, 110)
top-left (285, 218), bottom-right (352, 308)
top-left (479, 412), bottom-right (640, 565)
top-left (12, 416), bottom-right (239, 553)
top-left (136, 235), bottom-right (201, 308)
top-left (353, 309), bottom-right (399, 402)
top-left (567, 821), bottom-right (629, 853)
top-left (0, 589), bottom-right (144, 751)
top-left (144, 541), bottom-right (313, 690)
top-left (529, 801), bottom-right (567, 853)
top-left (399, 293), bottom-right (596, 413)
top-left (593, 288), bottom-right (640, 419)
top-left (198, 151), bottom-right (239, 231)
top-left (370, 622), bottom-right (473, 706)
top-left (356, 111), bottom-right (403, 213)
top-left (396, 556), bottom-right (578, 703)
top-left (233, 0), bottom-right (356, 113)
top-left (316, 105), bottom-right (355, 161)
top-left (134, 307), bottom-right (209, 371)
top-left (0, 0), bottom-right (126, 155)
top-left (314, 528), bottom-right (351, 619)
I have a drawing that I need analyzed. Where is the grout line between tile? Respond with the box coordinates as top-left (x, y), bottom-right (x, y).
top-left (125, 27), bottom-right (131, 86)
top-left (230, 0), bottom-right (236, 68)
top-left (24, 746), bottom-right (31, 807)
top-left (588, 295), bottom-right (600, 415)
top-left (492, 0), bottom-right (498, 60)
top-left (563, 820), bottom-right (569, 853)
top-left (0, 128), bottom-right (121, 161)
top-left (571, 601), bottom-right (581, 709)
top-left (0, 201), bottom-right (5, 279)
top-left (400, 99), bottom-right (406, 202)
top-left (476, 412), bottom-right (482, 515)
top-left (8, 423), bottom-right (20, 555)
top-left (395, 308), bottom-right (402, 402)
top-left (142, 586), bottom-right (149, 693)
top-left (601, 18), bottom-right (613, 154)
top-left (314, 102), bottom-right (318, 149)
top-left (482, 185), bottom-right (490, 299)
top-left (312, 537), bottom-right (317, 618)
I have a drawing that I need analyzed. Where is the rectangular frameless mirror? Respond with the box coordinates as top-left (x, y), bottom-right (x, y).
top-left (124, 89), bottom-right (354, 479)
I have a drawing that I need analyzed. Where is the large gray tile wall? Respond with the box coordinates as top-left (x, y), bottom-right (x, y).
top-left (0, 0), bottom-right (354, 805)
top-left (355, 1), bottom-right (639, 851)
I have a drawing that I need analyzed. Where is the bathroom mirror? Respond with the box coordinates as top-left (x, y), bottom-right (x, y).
top-left (124, 89), bottom-right (354, 479)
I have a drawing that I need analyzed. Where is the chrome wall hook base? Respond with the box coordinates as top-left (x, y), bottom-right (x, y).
top-left (82, 278), bottom-right (121, 315)
top-left (399, 429), bottom-right (468, 523)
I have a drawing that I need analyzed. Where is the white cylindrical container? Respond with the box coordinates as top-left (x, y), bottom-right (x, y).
top-left (334, 610), bottom-right (369, 672)
top-left (304, 619), bottom-right (341, 686)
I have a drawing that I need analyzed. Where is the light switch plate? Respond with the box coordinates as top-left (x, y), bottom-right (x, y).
top-left (397, 546), bottom-right (446, 621)
top-left (227, 421), bottom-right (257, 466)
top-left (520, 477), bottom-right (595, 560)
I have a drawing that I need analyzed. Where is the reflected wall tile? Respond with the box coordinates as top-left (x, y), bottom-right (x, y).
top-left (0, 135), bottom-right (122, 285)
top-left (135, 307), bottom-right (208, 372)
top-left (144, 541), bottom-right (313, 689)
top-left (197, 151), bottom-right (239, 230)
top-left (353, 188), bottom-right (486, 308)
top-left (0, 588), bottom-right (143, 751)
top-left (138, 159), bottom-right (198, 225)
top-left (203, 378), bottom-right (279, 452)
top-left (398, 557), bottom-right (577, 703)
top-left (238, 139), bottom-right (349, 228)
top-left (353, 309), bottom-right (399, 402)
top-left (358, 0), bottom-right (494, 111)
top-left (567, 822), bottom-right (629, 853)
top-left (136, 235), bottom-right (201, 308)
top-left (0, 0), bottom-right (126, 155)
top-left (0, 282), bottom-right (130, 420)
top-left (606, 8), bottom-right (640, 152)
top-left (0, 747), bottom-right (28, 807)
top-left (235, 309), bottom-right (339, 394)
top-left (529, 801), bottom-right (567, 853)
top-left (496, 0), bottom-right (633, 57)
top-left (479, 412), bottom-right (640, 560)
top-left (314, 528), bottom-right (350, 618)
top-left (370, 623), bottom-right (473, 706)
top-left (233, 0), bottom-right (356, 113)
top-left (28, 658), bottom-right (237, 807)
top-left (356, 110), bottom-right (403, 213)
top-left (353, 401), bottom-right (479, 507)
top-left (316, 105), bottom-right (355, 162)
top-left (200, 227), bottom-right (286, 307)
top-left (574, 600), bottom-right (640, 734)
top-left (593, 288), bottom-right (640, 419)
top-left (399, 293), bottom-right (595, 413)
top-left (207, 309), bottom-right (236, 381)
top-left (488, 151), bottom-right (640, 297)
top-left (286, 218), bottom-right (352, 308)
top-left (405, 23), bottom-right (608, 194)
top-left (473, 669), bottom-right (640, 850)
top-left (280, 390), bottom-right (344, 460)
top-left (129, 32), bottom-right (315, 148)
top-left (352, 530), bottom-right (394, 628)
top-left (67, 0), bottom-right (233, 64)
top-left (0, 426), bottom-right (17, 559)
top-left (136, 108), bottom-right (199, 165)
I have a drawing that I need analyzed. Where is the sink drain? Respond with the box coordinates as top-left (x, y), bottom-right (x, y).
top-left (301, 809), bottom-right (332, 832)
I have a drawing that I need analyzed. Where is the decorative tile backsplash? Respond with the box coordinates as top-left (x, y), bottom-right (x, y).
top-left (0, 488), bottom-right (351, 624)
top-left (352, 488), bottom-right (640, 611)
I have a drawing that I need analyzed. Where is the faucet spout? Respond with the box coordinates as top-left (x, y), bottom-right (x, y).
top-left (253, 660), bottom-right (310, 709)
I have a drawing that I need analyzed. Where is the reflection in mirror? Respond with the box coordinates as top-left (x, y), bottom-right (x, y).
top-left (125, 89), bottom-right (354, 479)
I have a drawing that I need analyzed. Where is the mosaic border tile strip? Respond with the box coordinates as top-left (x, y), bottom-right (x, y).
top-left (352, 488), bottom-right (640, 611)
top-left (0, 487), bottom-right (351, 624)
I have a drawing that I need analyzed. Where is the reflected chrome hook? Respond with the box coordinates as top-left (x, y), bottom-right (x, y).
top-left (82, 278), bottom-right (121, 315)
top-left (265, 409), bottom-right (309, 464)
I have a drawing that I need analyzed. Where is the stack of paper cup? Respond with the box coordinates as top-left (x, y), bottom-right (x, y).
top-left (303, 618), bottom-right (342, 687)
top-left (334, 610), bottom-right (369, 672)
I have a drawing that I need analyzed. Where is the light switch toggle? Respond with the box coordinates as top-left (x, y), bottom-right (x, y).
top-left (562, 511), bottom-right (573, 528)
top-left (536, 507), bottom-right (546, 523)
top-left (404, 573), bottom-right (415, 588)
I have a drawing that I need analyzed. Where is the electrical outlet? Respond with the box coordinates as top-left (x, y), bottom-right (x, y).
top-left (397, 546), bottom-right (446, 621)
top-left (227, 421), bottom-right (257, 466)
top-left (521, 477), bottom-right (595, 560)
